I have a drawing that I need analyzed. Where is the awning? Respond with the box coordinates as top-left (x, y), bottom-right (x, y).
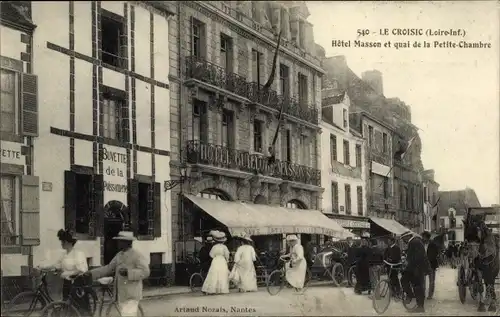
top-left (369, 217), bottom-right (411, 236)
top-left (185, 195), bottom-right (354, 239)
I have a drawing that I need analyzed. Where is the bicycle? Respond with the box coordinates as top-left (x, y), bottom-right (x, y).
top-left (266, 256), bottom-right (312, 296)
top-left (372, 260), bottom-right (417, 314)
top-left (2, 269), bottom-right (61, 317)
top-left (94, 277), bottom-right (145, 317)
top-left (189, 269), bottom-right (206, 292)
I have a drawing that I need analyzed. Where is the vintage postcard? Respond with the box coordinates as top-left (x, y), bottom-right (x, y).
top-left (0, 1), bottom-right (498, 316)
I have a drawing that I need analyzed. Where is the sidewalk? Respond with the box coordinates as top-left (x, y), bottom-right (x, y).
top-left (143, 286), bottom-right (192, 299)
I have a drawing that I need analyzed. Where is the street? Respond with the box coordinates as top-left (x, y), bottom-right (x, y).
top-left (142, 268), bottom-right (498, 316)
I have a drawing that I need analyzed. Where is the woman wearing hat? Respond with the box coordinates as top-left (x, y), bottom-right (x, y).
top-left (283, 234), bottom-right (307, 290)
top-left (86, 231), bottom-right (150, 316)
top-left (202, 230), bottom-right (230, 294)
top-left (354, 231), bottom-right (373, 295)
top-left (230, 233), bottom-right (258, 292)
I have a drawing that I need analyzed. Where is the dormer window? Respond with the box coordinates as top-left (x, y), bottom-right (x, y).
top-left (343, 108), bottom-right (348, 128)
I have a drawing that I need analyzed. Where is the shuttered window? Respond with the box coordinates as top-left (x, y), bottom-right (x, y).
top-left (21, 175), bottom-right (40, 245)
top-left (129, 179), bottom-right (161, 239)
top-left (1, 175), bottom-right (18, 245)
top-left (331, 182), bottom-right (338, 213)
top-left (345, 184), bottom-right (351, 215)
top-left (0, 69), bottom-right (17, 134)
top-left (357, 186), bottom-right (363, 216)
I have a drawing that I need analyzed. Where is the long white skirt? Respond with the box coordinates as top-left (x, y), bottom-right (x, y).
top-left (231, 260), bottom-right (258, 292)
top-left (202, 255), bottom-right (230, 294)
top-left (286, 259), bottom-right (307, 289)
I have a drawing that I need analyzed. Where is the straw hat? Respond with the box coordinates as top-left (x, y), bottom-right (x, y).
top-left (237, 232), bottom-right (253, 242)
top-left (286, 234), bottom-right (299, 241)
top-left (361, 231), bottom-right (370, 239)
top-left (208, 230), bottom-right (217, 237)
top-left (113, 231), bottom-right (137, 241)
top-left (212, 230), bottom-right (227, 242)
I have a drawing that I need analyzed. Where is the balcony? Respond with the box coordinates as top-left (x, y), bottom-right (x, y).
top-left (331, 160), bottom-right (362, 179)
top-left (186, 56), bottom-right (319, 125)
top-left (186, 140), bottom-right (321, 186)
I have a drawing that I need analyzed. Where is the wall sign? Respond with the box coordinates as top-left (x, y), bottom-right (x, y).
top-left (334, 218), bottom-right (370, 229)
top-left (101, 146), bottom-right (127, 193)
top-left (371, 161), bottom-right (391, 176)
top-left (0, 141), bottom-right (24, 165)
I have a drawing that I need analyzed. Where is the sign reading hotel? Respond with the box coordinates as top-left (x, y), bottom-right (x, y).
top-left (0, 141), bottom-right (24, 165)
top-left (102, 147), bottom-right (127, 193)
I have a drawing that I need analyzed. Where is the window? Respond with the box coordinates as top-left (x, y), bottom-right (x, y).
top-left (75, 173), bottom-right (93, 234)
top-left (1, 69), bottom-right (18, 134)
top-left (221, 110), bottom-right (234, 148)
top-left (300, 135), bottom-right (310, 166)
top-left (253, 120), bottom-right (263, 152)
top-left (343, 109), bottom-right (348, 128)
top-left (399, 185), bottom-right (405, 209)
top-left (408, 186), bottom-right (413, 210)
top-left (191, 18), bottom-right (206, 58)
top-left (368, 126), bottom-right (374, 146)
top-left (298, 73), bottom-right (308, 107)
top-left (383, 178), bottom-right (389, 198)
top-left (424, 187), bottom-right (428, 202)
top-left (286, 130), bottom-right (292, 161)
top-left (312, 75), bottom-right (316, 104)
top-left (299, 21), bottom-right (305, 47)
top-left (343, 140), bottom-right (350, 165)
top-left (193, 100), bottom-right (208, 143)
top-left (138, 182), bottom-right (153, 236)
top-left (251, 49), bottom-right (262, 85)
top-left (330, 135), bottom-right (337, 164)
top-left (331, 182), bottom-right (338, 213)
top-left (102, 88), bottom-right (128, 142)
top-left (279, 64), bottom-right (289, 97)
top-left (1, 175), bottom-right (17, 245)
top-left (383, 133), bottom-right (388, 153)
top-left (357, 186), bottom-right (363, 216)
top-left (220, 34), bottom-right (233, 72)
top-left (345, 184), bottom-right (351, 215)
top-left (101, 13), bottom-right (125, 68)
top-left (355, 144), bottom-right (362, 167)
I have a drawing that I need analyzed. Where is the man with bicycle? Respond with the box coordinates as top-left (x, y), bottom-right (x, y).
top-left (384, 235), bottom-right (402, 298)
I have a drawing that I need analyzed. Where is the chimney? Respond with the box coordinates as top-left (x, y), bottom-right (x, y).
top-left (361, 70), bottom-right (383, 95)
top-left (423, 169), bottom-right (435, 181)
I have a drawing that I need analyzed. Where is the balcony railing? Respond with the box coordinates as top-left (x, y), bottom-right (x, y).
top-left (186, 56), bottom-right (319, 124)
top-left (186, 140), bottom-right (321, 186)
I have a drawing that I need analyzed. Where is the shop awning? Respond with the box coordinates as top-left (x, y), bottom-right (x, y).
top-left (185, 195), bottom-right (354, 239)
top-left (369, 217), bottom-right (411, 236)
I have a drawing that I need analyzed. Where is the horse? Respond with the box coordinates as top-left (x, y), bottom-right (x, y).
top-left (473, 219), bottom-right (499, 312)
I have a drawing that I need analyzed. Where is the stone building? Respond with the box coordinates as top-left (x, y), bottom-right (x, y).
top-left (422, 169), bottom-right (440, 232)
top-left (166, 1), bottom-right (332, 284)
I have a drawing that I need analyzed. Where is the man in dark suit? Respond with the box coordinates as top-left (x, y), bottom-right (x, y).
top-left (384, 235), bottom-right (402, 297)
top-left (422, 231), bottom-right (439, 299)
top-left (354, 232), bottom-right (373, 294)
top-left (401, 231), bottom-right (431, 313)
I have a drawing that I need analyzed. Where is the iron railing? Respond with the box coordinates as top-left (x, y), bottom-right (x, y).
top-left (186, 56), bottom-right (319, 124)
top-left (186, 140), bottom-right (321, 186)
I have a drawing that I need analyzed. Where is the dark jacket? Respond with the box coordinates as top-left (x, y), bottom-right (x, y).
top-left (426, 240), bottom-right (439, 270)
top-left (199, 244), bottom-right (213, 271)
top-left (384, 244), bottom-right (402, 264)
top-left (405, 236), bottom-right (431, 276)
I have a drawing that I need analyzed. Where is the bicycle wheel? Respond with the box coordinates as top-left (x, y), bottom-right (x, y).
top-left (4, 291), bottom-right (47, 317)
top-left (189, 273), bottom-right (204, 292)
top-left (330, 263), bottom-right (344, 287)
top-left (347, 266), bottom-right (357, 287)
top-left (72, 287), bottom-right (98, 316)
top-left (40, 301), bottom-right (81, 317)
top-left (372, 278), bottom-right (392, 314)
top-left (267, 270), bottom-right (285, 296)
top-left (105, 301), bottom-right (145, 317)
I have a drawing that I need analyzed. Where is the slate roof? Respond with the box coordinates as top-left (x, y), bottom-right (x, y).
top-left (437, 188), bottom-right (481, 218)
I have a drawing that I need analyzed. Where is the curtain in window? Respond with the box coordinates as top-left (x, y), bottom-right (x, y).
top-left (1, 177), bottom-right (15, 244)
top-left (0, 70), bottom-right (16, 133)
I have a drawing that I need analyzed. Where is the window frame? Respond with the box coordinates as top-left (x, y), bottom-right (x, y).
top-left (355, 144), bottom-right (362, 167)
top-left (192, 99), bottom-right (208, 143)
top-left (1, 174), bottom-right (19, 247)
top-left (221, 109), bottom-right (234, 148)
top-left (298, 73), bottom-right (308, 107)
top-left (368, 126), bottom-right (374, 146)
top-left (101, 86), bottom-right (128, 143)
top-left (345, 184), bottom-right (351, 215)
top-left (343, 140), bottom-right (350, 165)
top-left (331, 181), bottom-right (339, 214)
top-left (253, 119), bottom-right (263, 153)
top-left (251, 49), bottom-right (262, 85)
top-left (357, 186), bottom-right (363, 216)
top-left (343, 109), bottom-right (348, 128)
top-left (330, 134), bottom-right (337, 163)
top-left (100, 9), bottom-right (127, 69)
top-left (383, 133), bottom-right (388, 153)
top-left (220, 33), bottom-right (233, 73)
top-left (0, 68), bottom-right (20, 136)
top-left (279, 63), bottom-right (289, 97)
top-left (191, 18), bottom-right (206, 59)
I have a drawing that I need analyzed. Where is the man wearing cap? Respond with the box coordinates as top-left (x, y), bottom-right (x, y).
top-left (354, 231), bottom-right (373, 294)
top-left (400, 231), bottom-right (430, 313)
top-left (86, 231), bottom-right (150, 317)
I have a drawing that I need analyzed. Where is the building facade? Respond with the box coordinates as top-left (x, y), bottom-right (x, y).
top-left (1, 1), bottom-right (39, 280)
top-left (422, 169), bottom-right (440, 232)
top-left (167, 1), bottom-right (324, 284)
top-left (4, 1), bottom-right (175, 286)
top-left (320, 91), bottom-right (368, 235)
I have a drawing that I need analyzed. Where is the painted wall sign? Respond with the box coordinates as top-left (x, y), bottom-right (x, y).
top-left (334, 218), bottom-right (371, 229)
top-left (102, 146), bottom-right (127, 197)
top-left (0, 141), bottom-right (24, 165)
top-left (371, 161), bottom-right (391, 176)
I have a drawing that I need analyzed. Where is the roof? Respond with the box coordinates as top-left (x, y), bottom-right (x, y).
top-left (322, 92), bottom-right (346, 107)
top-left (437, 188), bottom-right (481, 218)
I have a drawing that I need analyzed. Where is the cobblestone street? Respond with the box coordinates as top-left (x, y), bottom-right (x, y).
top-left (141, 267), bottom-right (497, 316)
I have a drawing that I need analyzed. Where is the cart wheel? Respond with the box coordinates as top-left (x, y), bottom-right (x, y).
top-left (347, 265), bottom-right (357, 287)
top-left (189, 273), bottom-right (204, 292)
top-left (330, 262), bottom-right (344, 287)
top-left (458, 266), bottom-right (467, 304)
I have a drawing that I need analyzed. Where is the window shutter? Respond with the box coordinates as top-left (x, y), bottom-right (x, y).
top-left (128, 179), bottom-right (139, 235)
top-left (147, 184), bottom-right (154, 237)
top-left (64, 171), bottom-right (77, 231)
top-left (21, 73), bottom-right (38, 136)
top-left (93, 174), bottom-right (104, 237)
top-left (153, 182), bottom-right (161, 238)
top-left (21, 175), bottom-right (40, 246)
top-left (190, 16), bottom-right (195, 56)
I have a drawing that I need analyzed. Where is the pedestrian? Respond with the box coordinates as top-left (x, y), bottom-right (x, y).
top-left (400, 231), bottom-right (430, 313)
top-left (86, 231), bottom-right (150, 316)
top-left (384, 235), bottom-right (402, 297)
top-left (199, 232), bottom-right (215, 276)
top-left (283, 234), bottom-right (307, 291)
top-left (354, 231), bottom-right (373, 295)
top-left (421, 231), bottom-right (439, 300)
top-left (201, 230), bottom-right (230, 295)
top-left (304, 240), bottom-right (315, 269)
top-left (369, 239), bottom-right (384, 286)
top-left (37, 229), bottom-right (91, 315)
top-left (230, 233), bottom-right (258, 292)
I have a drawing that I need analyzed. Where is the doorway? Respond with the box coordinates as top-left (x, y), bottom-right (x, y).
top-left (103, 201), bottom-right (129, 265)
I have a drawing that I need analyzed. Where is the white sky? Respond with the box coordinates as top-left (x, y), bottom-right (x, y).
top-left (307, 1), bottom-right (499, 206)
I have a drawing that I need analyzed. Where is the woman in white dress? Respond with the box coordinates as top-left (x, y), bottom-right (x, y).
top-left (230, 233), bottom-right (258, 292)
top-left (284, 234), bottom-right (307, 290)
top-left (202, 231), bottom-right (230, 294)
top-left (37, 229), bottom-right (90, 313)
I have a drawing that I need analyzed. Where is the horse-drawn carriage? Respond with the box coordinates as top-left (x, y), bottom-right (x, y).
top-left (457, 207), bottom-right (499, 312)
